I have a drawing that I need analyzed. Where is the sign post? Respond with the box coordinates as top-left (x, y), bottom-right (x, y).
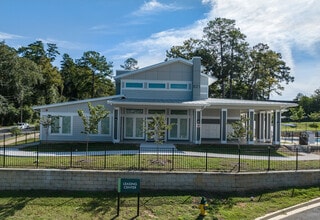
top-left (117, 178), bottom-right (140, 216)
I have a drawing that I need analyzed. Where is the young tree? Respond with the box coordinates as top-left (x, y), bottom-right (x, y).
top-left (228, 115), bottom-right (250, 143)
top-left (39, 115), bottom-right (55, 146)
top-left (145, 114), bottom-right (173, 162)
top-left (78, 102), bottom-right (109, 156)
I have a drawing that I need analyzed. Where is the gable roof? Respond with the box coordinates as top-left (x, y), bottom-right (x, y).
top-left (114, 57), bottom-right (193, 80)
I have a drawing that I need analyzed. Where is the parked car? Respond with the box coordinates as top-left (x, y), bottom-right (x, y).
top-left (17, 123), bottom-right (30, 129)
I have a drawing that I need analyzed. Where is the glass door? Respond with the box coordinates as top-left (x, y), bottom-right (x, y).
top-left (169, 117), bottom-right (188, 140)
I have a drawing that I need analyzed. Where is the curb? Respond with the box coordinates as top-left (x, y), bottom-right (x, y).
top-left (256, 197), bottom-right (320, 220)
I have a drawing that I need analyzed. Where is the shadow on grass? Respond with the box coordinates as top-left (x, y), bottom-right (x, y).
top-left (0, 197), bottom-right (34, 219)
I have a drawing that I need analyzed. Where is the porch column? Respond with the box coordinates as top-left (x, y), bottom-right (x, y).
top-left (247, 109), bottom-right (254, 144)
top-left (273, 110), bottom-right (281, 145)
top-left (265, 112), bottom-right (271, 142)
top-left (113, 108), bottom-right (120, 143)
top-left (220, 109), bottom-right (227, 143)
top-left (195, 109), bottom-right (202, 144)
top-left (258, 112), bottom-right (266, 142)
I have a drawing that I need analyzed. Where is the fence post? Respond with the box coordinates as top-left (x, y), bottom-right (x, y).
top-left (34, 131), bottom-right (36, 142)
top-left (267, 146), bottom-right (271, 171)
top-left (238, 144), bottom-right (241, 172)
top-left (36, 143), bottom-right (39, 168)
top-left (295, 147), bottom-right (299, 171)
top-left (3, 138), bottom-right (5, 167)
top-left (70, 145), bottom-right (73, 168)
top-left (205, 150), bottom-right (208, 172)
top-left (138, 147), bottom-right (141, 170)
top-left (171, 148), bottom-right (174, 171)
top-left (25, 132), bottom-right (28, 144)
top-left (15, 134), bottom-right (17, 145)
top-left (104, 145), bottom-right (107, 169)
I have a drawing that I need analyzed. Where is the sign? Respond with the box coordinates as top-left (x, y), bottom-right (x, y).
top-left (118, 178), bottom-right (140, 194)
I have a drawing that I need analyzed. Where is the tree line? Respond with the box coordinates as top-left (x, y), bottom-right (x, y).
top-left (166, 18), bottom-right (294, 100)
top-left (0, 41), bottom-right (115, 125)
top-left (285, 89), bottom-right (320, 123)
top-left (1, 18), bottom-right (297, 126)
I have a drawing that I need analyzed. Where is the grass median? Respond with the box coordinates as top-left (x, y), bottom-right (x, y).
top-left (0, 187), bottom-right (319, 219)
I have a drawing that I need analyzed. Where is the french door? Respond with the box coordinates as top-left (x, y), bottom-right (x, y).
top-left (169, 117), bottom-right (189, 140)
top-left (124, 117), bottom-right (144, 139)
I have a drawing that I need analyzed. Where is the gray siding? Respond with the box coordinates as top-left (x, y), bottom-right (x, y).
top-left (123, 62), bottom-right (193, 81)
top-left (121, 89), bottom-right (192, 100)
top-left (39, 100), bottom-right (115, 143)
top-left (120, 62), bottom-right (193, 100)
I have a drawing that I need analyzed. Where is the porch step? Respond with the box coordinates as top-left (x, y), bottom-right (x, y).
top-left (140, 142), bottom-right (176, 150)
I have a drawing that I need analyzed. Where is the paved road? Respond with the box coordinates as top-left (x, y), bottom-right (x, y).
top-left (257, 198), bottom-right (320, 220)
top-left (282, 206), bottom-right (320, 220)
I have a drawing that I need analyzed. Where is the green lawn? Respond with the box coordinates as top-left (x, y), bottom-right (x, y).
top-left (282, 121), bottom-right (320, 132)
top-left (0, 187), bottom-right (319, 219)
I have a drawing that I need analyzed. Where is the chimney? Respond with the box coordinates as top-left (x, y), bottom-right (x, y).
top-left (192, 57), bottom-right (201, 100)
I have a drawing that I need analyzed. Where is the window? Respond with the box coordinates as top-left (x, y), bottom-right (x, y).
top-left (148, 83), bottom-right (166, 89)
top-left (126, 109), bottom-right (144, 114)
top-left (125, 82), bottom-right (143, 88)
top-left (148, 109), bottom-right (166, 114)
top-left (171, 110), bottom-right (188, 115)
top-left (100, 117), bottom-right (110, 135)
top-left (170, 83), bottom-right (188, 90)
top-left (50, 116), bottom-right (71, 135)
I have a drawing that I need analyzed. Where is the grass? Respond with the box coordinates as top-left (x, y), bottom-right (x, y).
top-left (282, 121), bottom-right (320, 132)
top-left (0, 187), bottom-right (319, 219)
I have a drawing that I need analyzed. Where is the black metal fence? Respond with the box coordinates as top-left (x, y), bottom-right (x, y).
top-left (1, 132), bottom-right (39, 146)
top-left (1, 144), bottom-right (319, 172)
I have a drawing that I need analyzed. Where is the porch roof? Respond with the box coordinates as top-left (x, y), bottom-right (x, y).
top-left (108, 97), bottom-right (297, 110)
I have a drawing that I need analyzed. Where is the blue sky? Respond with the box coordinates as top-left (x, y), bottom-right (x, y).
top-left (1, 0), bottom-right (319, 101)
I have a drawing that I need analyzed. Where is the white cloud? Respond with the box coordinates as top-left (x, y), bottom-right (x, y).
top-left (205, 0), bottom-right (320, 73)
top-left (37, 38), bottom-right (86, 51)
top-left (0, 32), bottom-right (22, 40)
top-left (110, 21), bottom-right (205, 69)
top-left (112, 0), bottom-right (320, 100)
top-left (133, 0), bottom-right (184, 16)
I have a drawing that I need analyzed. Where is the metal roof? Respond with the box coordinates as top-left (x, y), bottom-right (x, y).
top-left (33, 95), bottom-right (124, 110)
top-left (108, 97), bottom-right (297, 110)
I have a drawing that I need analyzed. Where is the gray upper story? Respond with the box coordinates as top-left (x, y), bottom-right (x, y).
top-left (115, 57), bottom-right (215, 101)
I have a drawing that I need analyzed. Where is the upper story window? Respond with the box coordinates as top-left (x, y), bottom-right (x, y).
top-left (122, 80), bottom-right (191, 91)
top-left (170, 83), bottom-right (188, 90)
top-left (125, 82), bottom-right (143, 88)
top-left (148, 83), bottom-right (166, 89)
